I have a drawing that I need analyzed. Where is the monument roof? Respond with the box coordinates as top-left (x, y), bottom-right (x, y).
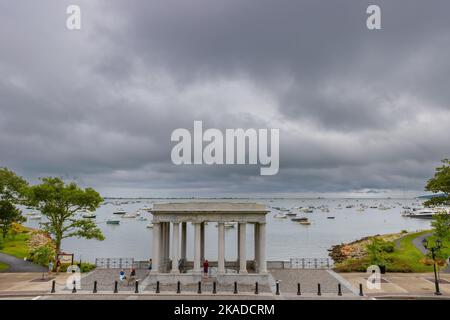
top-left (152, 202), bottom-right (268, 214)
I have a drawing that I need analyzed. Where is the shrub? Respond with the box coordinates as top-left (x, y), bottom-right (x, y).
top-left (366, 238), bottom-right (388, 266)
top-left (27, 231), bottom-right (55, 254)
top-left (380, 241), bottom-right (395, 253)
top-left (333, 258), bottom-right (370, 272)
top-left (29, 245), bottom-right (56, 267)
top-left (386, 261), bottom-right (413, 272)
top-left (59, 261), bottom-right (96, 273)
top-left (11, 222), bottom-right (28, 234)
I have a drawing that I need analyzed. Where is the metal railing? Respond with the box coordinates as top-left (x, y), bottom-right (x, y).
top-left (290, 258), bottom-right (333, 269)
top-left (95, 258), bottom-right (135, 269)
top-left (95, 257), bottom-right (334, 270)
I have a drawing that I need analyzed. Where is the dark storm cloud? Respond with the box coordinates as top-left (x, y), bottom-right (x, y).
top-left (0, 0), bottom-right (449, 196)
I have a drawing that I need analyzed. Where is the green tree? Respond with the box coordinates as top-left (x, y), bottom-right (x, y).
top-left (431, 213), bottom-right (450, 242)
top-left (0, 168), bottom-right (28, 238)
top-left (31, 245), bottom-right (56, 279)
top-left (0, 201), bottom-right (25, 238)
top-left (424, 159), bottom-right (450, 207)
top-left (26, 177), bottom-right (104, 253)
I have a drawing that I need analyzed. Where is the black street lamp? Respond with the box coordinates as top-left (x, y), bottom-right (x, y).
top-left (422, 238), bottom-right (442, 296)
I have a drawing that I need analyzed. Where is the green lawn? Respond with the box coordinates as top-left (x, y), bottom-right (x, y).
top-left (0, 232), bottom-right (31, 259)
top-left (0, 262), bottom-right (9, 271)
top-left (388, 231), bottom-right (434, 272)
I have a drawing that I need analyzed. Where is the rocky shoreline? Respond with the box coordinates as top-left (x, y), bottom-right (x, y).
top-left (328, 232), bottom-right (406, 264)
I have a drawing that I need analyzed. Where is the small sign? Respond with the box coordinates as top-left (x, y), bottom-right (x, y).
top-left (57, 253), bottom-right (74, 265)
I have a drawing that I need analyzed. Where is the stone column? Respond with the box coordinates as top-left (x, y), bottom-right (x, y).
top-left (218, 222), bottom-right (225, 274)
top-left (165, 223), bottom-right (171, 263)
top-left (237, 223), bottom-right (241, 264)
top-left (171, 222), bottom-right (180, 273)
top-left (200, 222), bottom-right (205, 262)
top-left (181, 222), bottom-right (187, 260)
top-left (151, 222), bottom-right (160, 273)
top-left (238, 222), bottom-right (247, 274)
top-left (193, 222), bottom-right (202, 273)
top-left (254, 223), bottom-right (260, 271)
top-left (160, 222), bottom-right (165, 268)
top-left (258, 222), bottom-right (267, 273)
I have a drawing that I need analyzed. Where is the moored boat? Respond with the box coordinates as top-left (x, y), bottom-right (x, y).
top-left (291, 217), bottom-right (308, 222)
top-left (122, 212), bottom-right (137, 218)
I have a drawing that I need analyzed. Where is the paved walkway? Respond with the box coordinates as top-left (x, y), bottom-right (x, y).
top-left (269, 269), bottom-right (355, 296)
top-left (2, 269), bottom-right (450, 299)
top-left (412, 232), bottom-right (432, 255)
top-left (0, 272), bottom-right (70, 294)
top-left (340, 272), bottom-right (450, 297)
top-left (58, 269), bottom-right (355, 297)
top-left (66, 269), bottom-right (272, 294)
top-left (410, 232), bottom-right (450, 274)
top-left (0, 253), bottom-right (46, 273)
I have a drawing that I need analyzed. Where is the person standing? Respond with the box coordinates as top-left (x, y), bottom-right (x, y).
top-left (48, 261), bottom-right (54, 275)
top-left (203, 259), bottom-right (209, 276)
top-left (119, 269), bottom-right (126, 281)
top-left (56, 259), bottom-right (61, 274)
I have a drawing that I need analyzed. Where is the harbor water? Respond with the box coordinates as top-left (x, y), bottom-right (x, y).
top-left (22, 198), bottom-right (431, 263)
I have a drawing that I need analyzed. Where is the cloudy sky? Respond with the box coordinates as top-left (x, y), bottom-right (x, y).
top-left (1, 0), bottom-right (449, 197)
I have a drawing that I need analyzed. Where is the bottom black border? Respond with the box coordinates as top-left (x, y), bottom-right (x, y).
top-left (1, 299), bottom-right (447, 319)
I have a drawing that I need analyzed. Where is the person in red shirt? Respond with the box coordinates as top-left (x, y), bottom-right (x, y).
top-left (203, 260), bottom-right (209, 276)
top-left (56, 259), bottom-right (61, 274)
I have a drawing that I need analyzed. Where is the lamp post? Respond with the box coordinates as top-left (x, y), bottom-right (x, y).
top-left (422, 238), bottom-right (442, 296)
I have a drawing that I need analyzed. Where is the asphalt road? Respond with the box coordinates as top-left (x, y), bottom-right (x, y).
top-left (0, 253), bottom-right (47, 273)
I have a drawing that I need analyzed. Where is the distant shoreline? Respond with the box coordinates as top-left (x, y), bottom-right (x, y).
top-left (102, 197), bottom-right (423, 200)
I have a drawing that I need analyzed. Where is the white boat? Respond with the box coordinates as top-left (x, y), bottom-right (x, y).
top-left (28, 214), bottom-right (42, 220)
top-left (137, 216), bottom-right (147, 221)
top-left (404, 208), bottom-right (441, 219)
top-left (122, 212), bottom-right (137, 218)
top-left (224, 222), bottom-right (235, 228)
top-left (82, 213), bottom-right (96, 218)
top-left (274, 213), bottom-right (287, 219)
top-left (146, 223), bottom-right (154, 228)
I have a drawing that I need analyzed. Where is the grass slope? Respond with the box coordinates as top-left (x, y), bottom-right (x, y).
top-left (0, 232), bottom-right (31, 259)
top-left (389, 231), bottom-right (433, 272)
